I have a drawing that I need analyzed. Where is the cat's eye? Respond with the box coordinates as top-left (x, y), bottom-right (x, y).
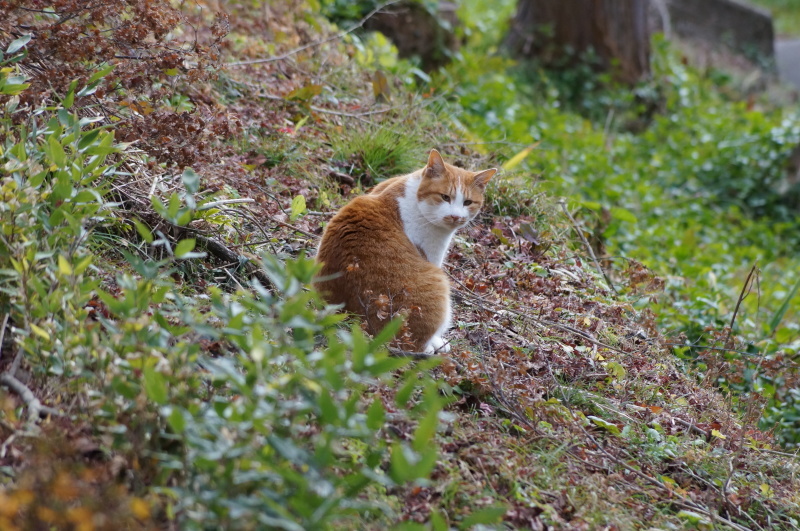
top-left (441, 194), bottom-right (451, 202)
top-left (463, 200), bottom-right (473, 206)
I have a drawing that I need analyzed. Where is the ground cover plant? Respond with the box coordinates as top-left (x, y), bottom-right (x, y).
top-left (0, 0), bottom-right (798, 529)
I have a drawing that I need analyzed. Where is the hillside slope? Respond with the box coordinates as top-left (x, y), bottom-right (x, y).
top-left (0, 1), bottom-right (798, 529)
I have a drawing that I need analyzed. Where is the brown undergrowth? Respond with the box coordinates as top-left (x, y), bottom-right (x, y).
top-left (0, 1), bottom-right (798, 529)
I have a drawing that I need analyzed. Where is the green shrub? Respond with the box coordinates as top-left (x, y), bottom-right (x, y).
top-left (0, 65), bottom-right (121, 381)
top-left (157, 255), bottom-right (445, 529)
top-left (1, 56), bottom-right (444, 527)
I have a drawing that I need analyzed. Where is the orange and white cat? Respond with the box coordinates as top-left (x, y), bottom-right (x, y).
top-left (315, 150), bottom-right (496, 353)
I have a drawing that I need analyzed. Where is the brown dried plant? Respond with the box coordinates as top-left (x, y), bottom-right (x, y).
top-left (1, 0), bottom-right (230, 167)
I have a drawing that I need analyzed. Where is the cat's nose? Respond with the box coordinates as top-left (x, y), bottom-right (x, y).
top-left (444, 215), bottom-right (466, 226)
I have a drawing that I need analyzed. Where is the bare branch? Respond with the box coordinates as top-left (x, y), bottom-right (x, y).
top-left (559, 200), bottom-right (619, 296)
top-left (449, 272), bottom-right (628, 355)
top-left (198, 198), bottom-right (256, 210)
top-left (724, 263), bottom-right (759, 347)
top-left (0, 373), bottom-right (62, 421)
top-left (194, 234), bottom-right (273, 288)
top-left (227, 0), bottom-right (405, 67)
top-left (388, 348), bottom-right (435, 360)
top-left (0, 314), bottom-right (8, 364)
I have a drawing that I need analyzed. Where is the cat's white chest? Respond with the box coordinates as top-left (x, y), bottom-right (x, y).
top-left (397, 175), bottom-right (455, 267)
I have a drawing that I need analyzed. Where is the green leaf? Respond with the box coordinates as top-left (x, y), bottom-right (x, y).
top-left (364, 356), bottom-right (408, 376)
top-left (167, 408), bottom-right (186, 434)
top-left (412, 407), bottom-right (439, 452)
top-left (769, 277), bottom-right (800, 335)
top-left (176, 210), bottom-right (194, 227)
top-left (151, 195), bottom-right (167, 218)
top-left (72, 255), bottom-right (93, 275)
top-left (409, 445), bottom-right (438, 479)
top-left (318, 389), bottom-right (340, 425)
top-left (610, 207), bottom-right (637, 223)
top-left (30, 323), bottom-right (50, 341)
top-left (366, 398), bottom-right (385, 430)
top-left (430, 512), bottom-right (448, 531)
top-left (676, 510), bottom-right (712, 527)
top-left (369, 315), bottom-right (404, 350)
top-left (580, 200), bottom-right (602, 211)
top-left (143, 367), bottom-right (168, 405)
top-left (77, 128), bottom-right (102, 151)
top-left (62, 80), bottom-right (77, 109)
top-left (132, 219), bottom-right (154, 243)
top-left (502, 141), bottom-right (540, 171)
top-left (181, 167), bottom-right (200, 194)
top-left (167, 193), bottom-right (181, 219)
top-left (57, 255), bottom-right (73, 276)
top-left (587, 416), bottom-right (621, 436)
top-left (0, 80), bottom-right (30, 96)
top-left (389, 443), bottom-right (412, 483)
top-left (88, 64), bottom-right (114, 84)
top-left (285, 84), bottom-right (323, 102)
top-left (47, 135), bottom-right (66, 167)
top-left (606, 361), bottom-right (626, 380)
top-left (6, 34), bottom-right (31, 55)
top-left (290, 194), bottom-right (306, 221)
top-left (174, 238), bottom-right (196, 259)
top-left (395, 376), bottom-right (417, 408)
top-left (459, 507), bottom-right (506, 529)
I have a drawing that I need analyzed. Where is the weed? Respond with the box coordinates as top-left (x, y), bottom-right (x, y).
top-left (331, 123), bottom-right (427, 185)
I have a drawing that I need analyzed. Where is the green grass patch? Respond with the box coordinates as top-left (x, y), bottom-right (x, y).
top-left (330, 123), bottom-right (428, 185)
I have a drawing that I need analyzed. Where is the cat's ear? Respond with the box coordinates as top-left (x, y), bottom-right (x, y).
top-left (472, 168), bottom-right (497, 190)
top-left (424, 149), bottom-right (446, 179)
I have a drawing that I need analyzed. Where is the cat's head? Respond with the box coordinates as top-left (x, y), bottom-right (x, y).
top-left (416, 149), bottom-right (497, 230)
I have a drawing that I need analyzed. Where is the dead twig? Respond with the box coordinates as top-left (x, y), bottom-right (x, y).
top-left (328, 170), bottom-right (355, 186)
top-left (0, 372), bottom-right (62, 421)
top-left (0, 314), bottom-right (8, 364)
top-left (214, 207), bottom-right (280, 255)
top-left (559, 200), bottom-right (618, 296)
top-left (545, 361), bottom-right (753, 531)
top-left (750, 446), bottom-right (800, 460)
top-left (724, 263), bottom-right (759, 347)
top-left (449, 272), bottom-right (628, 356)
top-left (228, 239), bottom-right (274, 250)
top-left (268, 216), bottom-right (317, 239)
top-left (258, 191), bottom-right (320, 239)
top-left (198, 198), bottom-right (256, 210)
top-left (231, 81), bottom-right (396, 120)
top-left (8, 349), bottom-right (23, 379)
top-left (227, 0), bottom-right (405, 67)
top-left (221, 267), bottom-right (246, 291)
top-left (387, 348), bottom-right (434, 360)
top-left (194, 235), bottom-right (273, 288)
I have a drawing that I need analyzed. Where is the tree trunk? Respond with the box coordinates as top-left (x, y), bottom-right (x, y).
top-left (363, 1), bottom-right (459, 71)
top-left (504, 0), bottom-right (651, 84)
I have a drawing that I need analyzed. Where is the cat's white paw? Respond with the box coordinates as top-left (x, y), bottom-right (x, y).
top-left (424, 335), bottom-right (451, 354)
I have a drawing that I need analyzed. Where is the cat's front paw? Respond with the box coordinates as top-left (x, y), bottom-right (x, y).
top-left (424, 335), bottom-right (451, 354)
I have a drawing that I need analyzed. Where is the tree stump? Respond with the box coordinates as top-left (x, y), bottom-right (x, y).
top-left (364, 1), bottom-right (458, 71)
top-left (504, 0), bottom-right (651, 84)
